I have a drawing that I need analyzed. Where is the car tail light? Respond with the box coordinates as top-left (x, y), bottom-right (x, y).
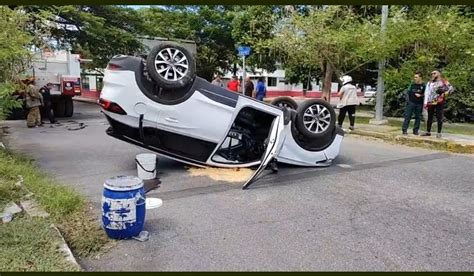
top-left (98, 98), bottom-right (127, 115)
top-left (106, 63), bottom-right (122, 70)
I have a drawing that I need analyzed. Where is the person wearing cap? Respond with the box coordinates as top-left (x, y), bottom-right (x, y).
top-left (402, 71), bottom-right (425, 135)
top-left (24, 77), bottom-right (43, 128)
top-left (421, 70), bottom-right (454, 138)
top-left (337, 75), bottom-right (358, 130)
top-left (39, 82), bottom-right (57, 124)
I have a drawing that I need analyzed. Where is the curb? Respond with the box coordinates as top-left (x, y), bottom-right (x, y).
top-left (350, 129), bottom-right (474, 154)
top-left (51, 224), bottom-right (83, 271)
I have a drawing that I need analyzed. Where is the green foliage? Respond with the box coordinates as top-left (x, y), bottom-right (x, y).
top-left (21, 5), bottom-right (146, 69)
top-left (0, 82), bottom-right (23, 119)
top-left (0, 7), bottom-right (32, 119)
top-left (0, 149), bottom-right (109, 258)
top-left (284, 63), bottom-right (321, 89)
top-left (0, 217), bottom-right (80, 271)
top-left (139, 5), bottom-right (237, 80)
top-left (231, 6), bottom-right (282, 72)
top-left (443, 64), bottom-right (474, 122)
top-left (381, 6), bottom-right (474, 122)
top-left (275, 6), bottom-right (378, 77)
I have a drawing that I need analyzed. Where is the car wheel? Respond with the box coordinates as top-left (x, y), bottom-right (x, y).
top-left (295, 99), bottom-right (336, 139)
top-left (270, 97), bottom-right (298, 110)
top-left (146, 43), bottom-right (196, 90)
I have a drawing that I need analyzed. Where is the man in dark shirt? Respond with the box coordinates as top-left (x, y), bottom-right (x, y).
top-left (39, 83), bottom-right (57, 124)
top-left (402, 72), bottom-right (425, 135)
top-left (244, 76), bottom-right (254, 97)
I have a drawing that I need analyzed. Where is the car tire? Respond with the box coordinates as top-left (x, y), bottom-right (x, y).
top-left (146, 43), bottom-right (196, 90)
top-left (64, 97), bottom-right (73, 117)
top-left (295, 99), bottom-right (336, 139)
top-left (270, 97), bottom-right (298, 110)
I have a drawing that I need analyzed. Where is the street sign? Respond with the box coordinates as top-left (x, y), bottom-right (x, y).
top-left (237, 46), bottom-right (251, 56)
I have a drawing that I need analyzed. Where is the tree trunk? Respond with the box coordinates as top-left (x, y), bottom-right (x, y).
top-left (322, 61), bottom-right (333, 102)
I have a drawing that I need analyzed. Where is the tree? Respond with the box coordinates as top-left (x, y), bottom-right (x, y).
top-left (274, 6), bottom-right (381, 101)
top-left (0, 7), bottom-right (32, 118)
top-left (231, 5), bottom-right (283, 72)
top-left (21, 5), bottom-right (146, 69)
top-left (139, 5), bottom-right (237, 81)
top-left (380, 6), bottom-right (474, 121)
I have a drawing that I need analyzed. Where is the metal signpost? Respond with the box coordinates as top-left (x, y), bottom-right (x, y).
top-left (237, 46), bottom-right (251, 94)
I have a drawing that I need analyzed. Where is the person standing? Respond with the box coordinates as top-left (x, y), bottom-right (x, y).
top-left (24, 78), bottom-right (43, 128)
top-left (421, 70), bottom-right (454, 138)
top-left (402, 72), bottom-right (425, 135)
top-left (255, 77), bottom-right (266, 101)
top-left (211, 74), bottom-right (224, 88)
top-left (227, 76), bottom-right (240, 93)
top-left (337, 75), bottom-right (358, 130)
top-left (244, 76), bottom-right (254, 97)
top-left (39, 83), bottom-right (57, 124)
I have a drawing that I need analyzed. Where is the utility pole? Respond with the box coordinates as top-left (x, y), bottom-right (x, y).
top-left (371, 5), bottom-right (389, 125)
top-left (237, 46), bottom-right (251, 94)
top-left (242, 55), bottom-right (246, 94)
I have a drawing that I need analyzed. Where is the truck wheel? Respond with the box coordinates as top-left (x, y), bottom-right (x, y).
top-left (146, 43), bottom-right (196, 90)
top-left (54, 99), bottom-right (66, 117)
top-left (295, 99), bottom-right (336, 139)
top-left (64, 97), bottom-right (74, 117)
top-left (271, 97), bottom-right (298, 110)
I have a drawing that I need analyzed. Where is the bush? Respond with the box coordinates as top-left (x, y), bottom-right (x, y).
top-left (0, 81), bottom-right (24, 119)
top-left (382, 62), bottom-right (474, 122)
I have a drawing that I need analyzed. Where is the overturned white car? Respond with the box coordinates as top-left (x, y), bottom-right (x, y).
top-left (99, 43), bottom-right (344, 188)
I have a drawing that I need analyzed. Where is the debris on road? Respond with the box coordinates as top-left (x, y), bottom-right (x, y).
top-left (144, 178), bottom-right (161, 194)
top-left (188, 167), bottom-right (253, 182)
top-left (67, 122), bottom-right (87, 131)
top-left (145, 198), bottom-right (162, 210)
top-left (132, 231), bottom-right (150, 242)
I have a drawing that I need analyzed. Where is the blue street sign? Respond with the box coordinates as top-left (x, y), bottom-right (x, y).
top-left (237, 46), bottom-right (251, 56)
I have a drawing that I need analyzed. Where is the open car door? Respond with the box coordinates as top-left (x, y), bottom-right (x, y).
top-left (242, 115), bottom-right (284, 190)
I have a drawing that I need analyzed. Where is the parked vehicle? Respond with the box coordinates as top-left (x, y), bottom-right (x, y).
top-left (99, 42), bottom-right (344, 188)
top-left (7, 51), bottom-right (82, 120)
top-left (364, 86), bottom-right (377, 98)
top-left (30, 50), bottom-right (82, 117)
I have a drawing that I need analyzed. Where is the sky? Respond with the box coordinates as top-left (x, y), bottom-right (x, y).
top-left (127, 5), bottom-right (151, 9)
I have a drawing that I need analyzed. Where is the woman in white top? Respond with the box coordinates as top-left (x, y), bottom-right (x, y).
top-left (337, 75), bottom-right (359, 130)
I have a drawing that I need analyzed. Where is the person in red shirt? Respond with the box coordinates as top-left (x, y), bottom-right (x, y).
top-left (227, 75), bottom-right (240, 93)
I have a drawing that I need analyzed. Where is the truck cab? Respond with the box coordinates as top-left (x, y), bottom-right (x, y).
top-left (30, 50), bottom-right (82, 117)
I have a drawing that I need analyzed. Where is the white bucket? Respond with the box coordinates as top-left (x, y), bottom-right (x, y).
top-left (135, 153), bottom-right (157, 180)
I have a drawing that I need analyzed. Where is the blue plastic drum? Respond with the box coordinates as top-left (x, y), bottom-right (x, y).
top-left (102, 176), bottom-right (146, 239)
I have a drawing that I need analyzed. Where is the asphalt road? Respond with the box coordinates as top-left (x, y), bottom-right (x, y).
top-left (3, 102), bottom-right (473, 271)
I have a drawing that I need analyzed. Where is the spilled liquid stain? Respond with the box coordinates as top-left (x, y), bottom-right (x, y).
top-left (188, 167), bottom-right (254, 183)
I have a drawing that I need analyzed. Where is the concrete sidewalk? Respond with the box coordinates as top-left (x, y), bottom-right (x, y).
top-left (347, 123), bottom-right (474, 154)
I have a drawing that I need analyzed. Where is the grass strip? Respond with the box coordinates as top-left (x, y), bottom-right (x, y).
top-left (0, 149), bottom-right (110, 271)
